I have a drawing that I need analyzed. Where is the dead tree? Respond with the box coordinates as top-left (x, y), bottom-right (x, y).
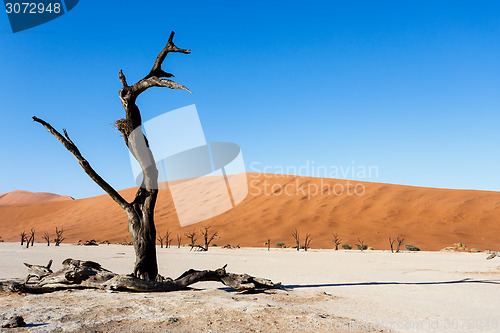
top-left (157, 234), bottom-right (165, 248)
top-left (26, 229), bottom-right (35, 249)
top-left (30, 229), bottom-right (35, 247)
top-left (199, 226), bottom-right (218, 251)
top-left (304, 234), bottom-right (312, 251)
top-left (292, 228), bottom-right (300, 251)
top-left (176, 234), bottom-right (182, 248)
top-left (164, 230), bottom-right (172, 248)
top-left (332, 233), bottom-right (341, 250)
top-left (396, 237), bottom-right (404, 253)
top-left (20, 231), bottom-right (26, 246)
top-left (32, 32), bottom-right (194, 280)
top-left (27, 32), bottom-right (278, 291)
top-left (185, 231), bottom-right (198, 251)
top-left (389, 236), bottom-right (395, 253)
top-left (356, 238), bottom-right (367, 251)
top-left (43, 232), bottom-right (50, 246)
top-left (267, 238), bottom-right (271, 251)
top-left (54, 227), bottom-right (64, 246)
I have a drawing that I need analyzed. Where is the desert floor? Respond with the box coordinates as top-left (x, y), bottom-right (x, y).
top-left (0, 243), bottom-right (499, 332)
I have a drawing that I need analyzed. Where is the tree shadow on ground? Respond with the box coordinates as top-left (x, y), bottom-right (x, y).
top-left (284, 278), bottom-right (500, 289)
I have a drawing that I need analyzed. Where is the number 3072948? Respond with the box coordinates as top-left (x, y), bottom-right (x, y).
top-left (5, 2), bottom-right (61, 14)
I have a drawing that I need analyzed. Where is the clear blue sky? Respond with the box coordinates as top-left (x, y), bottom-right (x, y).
top-left (1, 1), bottom-right (499, 199)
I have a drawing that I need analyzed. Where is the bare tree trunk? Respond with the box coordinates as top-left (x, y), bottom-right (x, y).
top-left (292, 228), bottom-right (300, 251)
top-left (332, 233), bottom-right (341, 250)
top-left (34, 32), bottom-right (191, 281)
top-left (304, 234), bottom-right (312, 251)
top-left (200, 226), bottom-right (218, 251)
top-left (389, 236), bottom-right (395, 253)
top-left (396, 237), bottom-right (404, 253)
top-left (30, 229), bottom-right (35, 247)
top-left (176, 234), bottom-right (182, 248)
top-left (43, 232), bottom-right (50, 246)
top-left (185, 231), bottom-right (198, 252)
top-left (54, 227), bottom-right (64, 246)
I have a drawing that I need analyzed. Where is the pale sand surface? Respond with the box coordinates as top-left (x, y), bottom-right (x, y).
top-left (1, 243), bottom-right (499, 332)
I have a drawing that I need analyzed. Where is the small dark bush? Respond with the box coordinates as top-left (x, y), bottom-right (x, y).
top-left (405, 244), bottom-right (420, 251)
top-left (275, 242), bottom-right (286, 248)
top-left (342, 244), bottom-right (352, 250)
top-left (356, 244), bottom-right (368, 250)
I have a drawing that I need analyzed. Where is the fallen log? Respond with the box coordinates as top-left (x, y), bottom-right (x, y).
top-left (9, 259), bottom-right (280, 294)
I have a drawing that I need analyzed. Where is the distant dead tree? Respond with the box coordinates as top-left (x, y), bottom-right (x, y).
top-left (267, 238), bottom-right (271, 251)
top-left (43, 232), bottom-right (51, 246)
top-left (20, 231), bottom-right (26, 246)
top-left (396, 237), bottom-right (404, 253)
top-left (185, 231), bottom-right (198, 251)
top-left (157, 234), bottom-right (166, 248)
top-left (292, 228), bottom-right (300, 251)
top-left (26, 228), bottom-right (35, 248)
top-left (389, 236), bottom-right (395, 253)
top-left (198, 226), bottom-right (218, 251)
top-left (176, 234), bottom-right (182, 248)
top-left (164, 230), bottom-right (172, 248)
top-left (304, 234), bottom-right (312, 251)
top-left (356, 238), bottom-right (367, 251)
top-left (54, 227), bottom-right (64, 246)
top-left (332, 233), bottom-right (342, 250)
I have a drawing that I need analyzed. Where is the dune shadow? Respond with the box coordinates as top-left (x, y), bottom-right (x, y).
top-left (285, 278), bottom-right (500, 289)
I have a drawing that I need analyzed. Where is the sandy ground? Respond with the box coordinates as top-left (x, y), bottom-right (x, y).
top-left (1, 244), bottom-right (499, 332)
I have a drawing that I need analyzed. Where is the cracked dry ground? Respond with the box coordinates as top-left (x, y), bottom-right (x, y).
top-left (0, 287), bottom-right (387, 332)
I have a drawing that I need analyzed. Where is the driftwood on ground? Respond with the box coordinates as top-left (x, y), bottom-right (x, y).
top-left (7, 259), bottom-right (280, 294)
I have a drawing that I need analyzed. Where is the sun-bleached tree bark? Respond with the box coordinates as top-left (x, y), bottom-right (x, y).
top-left (11, 259), bottom-right (279, 294)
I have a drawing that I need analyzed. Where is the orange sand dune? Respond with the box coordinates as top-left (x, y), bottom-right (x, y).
top-left (0, 190), bottom-right (73, 205)
top-left (0, 174), bottom-right (499, 251)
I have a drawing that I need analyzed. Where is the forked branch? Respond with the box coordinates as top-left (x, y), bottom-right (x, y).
top-left (32, 117), bottom-right (130, 211)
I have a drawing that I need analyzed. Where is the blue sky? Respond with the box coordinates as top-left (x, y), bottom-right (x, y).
top-left (0, 1), bottom-right (499, 198)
